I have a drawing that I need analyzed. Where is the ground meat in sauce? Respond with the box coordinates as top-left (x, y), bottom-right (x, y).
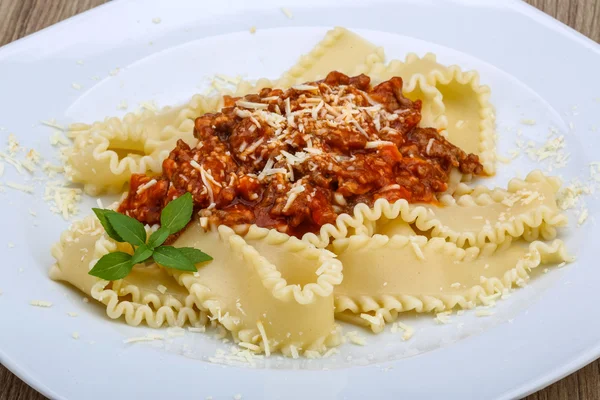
top-left (118, 71), bottom-right (484, 237)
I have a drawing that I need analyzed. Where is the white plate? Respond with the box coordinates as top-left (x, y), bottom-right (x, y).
top-left (1, 0), bottom-right (599, 398)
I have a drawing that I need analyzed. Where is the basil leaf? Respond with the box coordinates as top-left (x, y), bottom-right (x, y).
top-left (160, 192), bottom-right (193, 234)
top-left (131, 244), bottom-right (153, 265)
top-left (88, 252), bottom-right (133, 280)
top-left (178, 247), bottom-right (213, 264)
top-left (147, 226), bottom-right (170, 249)
top-left (92, 208), bottom-right (124, 242)
top-left (153, 246), bottom-right (197, 272)
top-left (106, 212), bottom-right (147, 246)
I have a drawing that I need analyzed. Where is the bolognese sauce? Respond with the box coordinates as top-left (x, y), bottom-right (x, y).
top-left (118, 71), bottom-right (483, 237)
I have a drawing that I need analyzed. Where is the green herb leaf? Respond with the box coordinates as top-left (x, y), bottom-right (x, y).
top-left (153, 246), bottom-right (197, 271)
top-left (160, 192), bottom-right (193, 234)
top-left (88, 252), bottom-right (133, 280)
top-left (92, 208), bottom-right (124, 242)
top-left (147, 226), bottom-right (170, 249)
top-left (106, 212), bottom-right (147, 246)
top-left (178, 247), bottom-right (213, 264)
top-left (131, 244), bottom-right (153, 265)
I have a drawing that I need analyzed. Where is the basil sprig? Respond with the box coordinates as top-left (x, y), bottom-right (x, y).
top-left (88, 193), bottom-right (212, 281)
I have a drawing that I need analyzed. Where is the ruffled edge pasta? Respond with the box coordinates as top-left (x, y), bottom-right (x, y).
top-left (333, 234), bottom-right (573, 332)
top-left (302, 170), bottom-right (567, 248)
top-left (370, 52), bottom-right (496, 175)
top-left (169, 224), bottom-right (343, 356)
top-left (277, 27), bottom-right (384, 87)
top-left (65, 94), bottom-right (222, 195)
top-left (49, 215), bottom-right (207, 328)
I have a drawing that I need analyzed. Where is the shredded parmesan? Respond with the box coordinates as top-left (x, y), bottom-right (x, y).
top-left (256, 321), bottom-right (270, 356)
top-left (157, 284), bottom-right (167, 294)
top-left (136, 179), bottom-right (157, 194)
top-left (30, 300), bottom-right (53, 307)
top-left (235, 100), bottom-right (269, 110)
top-left (6, 182), bottom-right (34, 193)
top-left (434, 311), bottom-right (451, 324)
top-left (520, 118), bottom-right (536, 125)
top-left (281, 7), bottom-right (293, 18)
top-left (345, 331), bottom-right (367, 346)
top-left (365, 140), bottom-right (394, 149)
top-left (289, 345), bottom-right (299, 359)
top-left (123, 333), bottom-right (164, 343)
top-left (360, 313), bottom-right (383, 327)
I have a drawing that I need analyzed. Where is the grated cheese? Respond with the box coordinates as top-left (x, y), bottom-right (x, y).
top-left (136, 179), bottom-right (157, 194)
top-left (152, 17), bottom-right (162, 24)
top-left (434, 311), bottom-right (451, 324)
top-left (30, 300), bottom-right (53, 307)
top-left (239, 342), bottom-right (260, 352)
top-left (410, 240), bottom-right (425, 260)
top-left (578, 208), bottom-right (589, 226)
top-left (40, 119), bottom-right (65, 131)
top-left (475, 309), bottom-right (495, 317)
top-left (6, 182), bottom-right (34, 193)
top-left (281, 7), bottom-right (293, 18)
top-left (390, 321), bottom-right (414, 341)
top-left (67, 312), bottom-right (78, 317)
top-left (360, 313), bottom-right (383, 327)
top-left (256, 321), bottom-right (270, 356)
top-left (157, 284), bottom-right (167, 294)
top-left (72, 332), bottom-right (80, 340)
top-left (282, 182), bottom-right (305, 212)
top-left (71, 83), bottom-right (82, 90)
top-left (235, 100), bottom-right (269, 110)
top-left (345, 331), bottom-right (367, 346)
top-left (426, 138), bottom-right (435, 155)
top-left (123, 333), bottom-right (164, 343)
top-left (520, 118), bottom-right (536, 125)
top-left (167, 327), bottom-right (185, 337)
top-left (249, 26), bottom-right (256, 34)
top-left (292, 84), bottom-right (319, 91)
top-left (365, 140), bottom-right (394, 149)
top-left (289, 345), bottom-right (299, 359)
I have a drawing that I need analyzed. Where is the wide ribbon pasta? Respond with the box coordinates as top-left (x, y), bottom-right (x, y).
top-left (303, 170), bottom-right (567, 249)
top-left (49, 215), bottom-right (207, 328)
top-left (65, 94), bottom-right (222, 195)
top-left (332, 235), bottom-right (572, 332)
top-left (167, 223), bottom-right (343, 356)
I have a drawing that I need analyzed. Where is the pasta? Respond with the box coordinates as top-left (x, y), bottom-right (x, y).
top-left (50, 215), bottom-right (207, 328)
top-left (65, 94), bottom-right (222, 195)
top-left (167, 224), bottom-right (343, 356)
top-left (332, 235), bottom-right (571, 332)
top-left (50, 27), bottom-right (573, 357)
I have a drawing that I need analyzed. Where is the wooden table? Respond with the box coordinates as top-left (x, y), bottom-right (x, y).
top-left (1, 0), bottom-right (599, 399)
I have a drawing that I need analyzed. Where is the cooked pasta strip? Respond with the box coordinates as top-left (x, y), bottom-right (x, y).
top-left (65, 94), bottom-right (222, 195)
top-left (278, 27), bottom-right (384, 87)
top-left (167, 223), bottom-right (343, 356)
top-left (49, 215), bottom-right (206, 328)
top-left (370, 53), bottom-right (495, 174)
top-left (303, 170), bottom-right (567, 248)
top-left (332, 234), bottom-right (572, 332)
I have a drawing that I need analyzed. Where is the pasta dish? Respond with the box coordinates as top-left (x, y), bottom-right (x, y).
top-left (49, 27), bottom-right (572, 358)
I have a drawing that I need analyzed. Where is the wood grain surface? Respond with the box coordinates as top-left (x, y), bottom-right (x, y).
top-left (0, 0), bottom-right (599, 399)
